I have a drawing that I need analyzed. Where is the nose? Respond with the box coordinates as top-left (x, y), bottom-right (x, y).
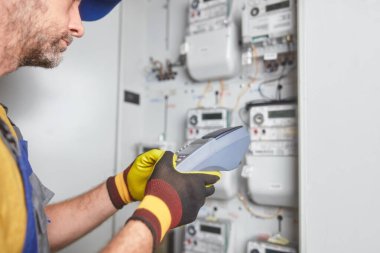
top-left (69, 4), bottom-right (85, 38)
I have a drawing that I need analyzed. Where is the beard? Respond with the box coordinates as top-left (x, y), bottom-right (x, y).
top-left (19, 28), bottom-right (73, 69)
top-left (2, 0), bottom-right (73, 69)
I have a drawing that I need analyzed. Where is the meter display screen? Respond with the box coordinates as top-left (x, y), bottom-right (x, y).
top-left (266, 0), bottom-right (290, 12)
top-left (268, 109), bottom-right (295, 118)
top-left (202, 113), bottom-right (223, 120)
top-left (200, 225), bottom-right (221, 234)
top-left (266, 249), bottom-right (286, 253)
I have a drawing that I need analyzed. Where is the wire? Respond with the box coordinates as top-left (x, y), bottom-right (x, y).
top-left (258, 81), bottom-right (274, 100)
top-left (214, 90), bottom-right (219, 107)
top-left (151, 59), bottom-right (164, 80)
top-left (238, 107), bottom-right (250, 127)
top-left (238, 192), bottom-right (283, 220)
top-left (197, 81), bottom-right (213, 108)
top-left (258, 65), bottom-right (296, 100)
top-left (258, 38), bottom-right (297, 100)
top-left (276, 65), bottom-right (287, 100)
top-left (163, 95), bottom-right (169, 141)
top-left (219, 80), bottom-right (226, 106)
top-left (227, 0), bottom-right (236, 23)
top-left (233, 45), bottom-right (259, 114)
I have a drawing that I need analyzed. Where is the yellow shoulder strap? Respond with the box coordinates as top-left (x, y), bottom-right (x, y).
top-left (0, 105), bottom-right (18, 140)
top-left (0, 104), bottom-right (27, 252)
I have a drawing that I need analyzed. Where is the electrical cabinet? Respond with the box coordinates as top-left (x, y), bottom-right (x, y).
top-left (2, 0), bottom-right (379, 252)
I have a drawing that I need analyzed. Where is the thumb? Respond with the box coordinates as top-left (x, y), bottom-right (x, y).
top-left (136, 149), bottom-right (166, 169)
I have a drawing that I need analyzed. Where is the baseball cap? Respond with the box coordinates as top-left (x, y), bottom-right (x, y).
top-left (79, 0), bottom-right (122, 21)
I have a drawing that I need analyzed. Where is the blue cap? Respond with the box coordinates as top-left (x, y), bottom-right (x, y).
top-left (79, 0), bottom-right (121, 21)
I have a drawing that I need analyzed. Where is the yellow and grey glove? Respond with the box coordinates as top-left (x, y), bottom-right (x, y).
top-left (127, 151), bottom-right (221, 247)
top-left (106, 149), bottom-right (165, 209)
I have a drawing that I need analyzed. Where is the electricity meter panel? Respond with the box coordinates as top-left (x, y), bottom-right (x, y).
top-left (188, 0), bottom-right (230, 35)
top-left (247, 241), bottom-right (297, 253)
top-left (242, 0), bottom-right (296, 43)
top-left (183, 218), bottom-right (230, 253)
top-left (242, 0), bottom-right (296, 60)
top-left (186, 108), bottom-right (230, 140)
top-left (248, 101), bottom-right (297, 156)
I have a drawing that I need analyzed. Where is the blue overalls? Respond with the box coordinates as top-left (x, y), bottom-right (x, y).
top-left (13, 127), bottom-right (54, 253)
top-left (1, 104), bottom-right (53, 252)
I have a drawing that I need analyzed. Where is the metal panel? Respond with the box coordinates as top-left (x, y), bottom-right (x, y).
top-left (298, 0), bottom-right (380, 252)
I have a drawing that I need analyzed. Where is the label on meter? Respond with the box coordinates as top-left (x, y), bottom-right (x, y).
top-left (188, 0), bottom-right (230, 35)
top-left (247, 11), bottom-right (293, 38)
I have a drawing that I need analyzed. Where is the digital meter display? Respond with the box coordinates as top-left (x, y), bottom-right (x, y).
top-left (202, 113), bottom-right (223, 120)
top-left (266, 249), bottom-right (285, 253)
top-left (200, 225), bottom-right (221, 234)
top-left (268, 109), bottom-right (295, 118)
top-left (266, 0), bottom-right (290, 12)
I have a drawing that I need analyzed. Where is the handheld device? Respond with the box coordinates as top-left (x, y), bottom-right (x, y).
top-left (176, 126), bottom-right (250, 172)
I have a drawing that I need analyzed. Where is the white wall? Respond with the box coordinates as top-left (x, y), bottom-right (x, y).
top-left (298, 1), bottom-right (380, 252)
top-left (0, 7), bottom-right (121, 253)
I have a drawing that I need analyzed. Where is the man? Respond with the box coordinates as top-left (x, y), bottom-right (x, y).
top-left (0, 0), bottom-right (221, 252)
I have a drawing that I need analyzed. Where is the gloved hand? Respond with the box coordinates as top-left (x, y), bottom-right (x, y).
top-left (127, 151), bottom-right (221, 247)
top-left (106, 149), bottom-right (166, 209)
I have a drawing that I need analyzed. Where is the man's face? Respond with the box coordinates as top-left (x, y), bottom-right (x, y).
top-left (15, 0), bottom-right (84, 68)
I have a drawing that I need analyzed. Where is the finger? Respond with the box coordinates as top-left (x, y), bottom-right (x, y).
top-left (171, 152), bottom-right (178, 168)
top-left (153, 151), bottom-right (176, 173)
top-left (137, 149), bottom-right (166, 168)
top-left (205, 185), bottom-right (215, 197)
top-left (190, 171), bottom-right (221, 185)
top-left (128, 149), bottom-right (166, 200)
top-left (202, 171), bottom-right (222, 185)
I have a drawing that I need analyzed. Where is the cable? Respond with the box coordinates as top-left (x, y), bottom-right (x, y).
top-left (214, 90), bottom-right (219, 107)
top-left (258, 38), bottom-right (297, 100)
top-left (197, 81), bottom-right (213, 108)
top-left (233, 45), bottom-right (259, 114)
top-left (238, 107), bottom-right (250, 127)
top-left (238, 192), bottom-right (283, 220)
top-left (219, 80), bottom-right (226, 106)
top-left (276, 65), bottom-right (287, 100)
top-left (258, 65), bottom-right (296, 100)
top-left (161, 95), bottom-right (169, 142)
top-left (227, 0), bottom-right (236, 24)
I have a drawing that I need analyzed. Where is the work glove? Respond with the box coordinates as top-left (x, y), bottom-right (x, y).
top-left (127, 151), bottom-right (221, 247)
top-left (106, 149), bottom-right (166, 209)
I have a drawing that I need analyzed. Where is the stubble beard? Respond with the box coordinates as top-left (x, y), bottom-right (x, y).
top-left (20, 28), bottom-right (71, 69)
top-left (4, 0), bottom-right (72, 69)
